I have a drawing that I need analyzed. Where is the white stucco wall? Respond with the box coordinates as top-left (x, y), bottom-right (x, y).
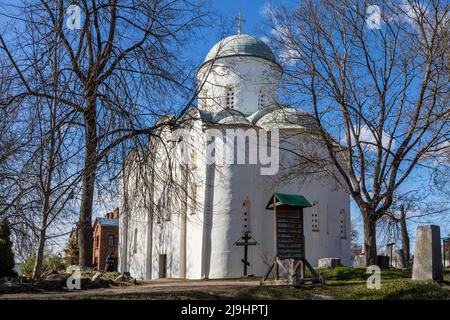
top-left (119, 120), bottom-right (351, 280)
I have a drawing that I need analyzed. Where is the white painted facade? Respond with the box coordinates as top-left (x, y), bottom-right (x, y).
top-left (118, 33), bottom-right (351, 280)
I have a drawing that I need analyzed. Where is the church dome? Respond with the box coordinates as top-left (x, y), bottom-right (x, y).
top-left (204, 34), bottom-right (276, 64)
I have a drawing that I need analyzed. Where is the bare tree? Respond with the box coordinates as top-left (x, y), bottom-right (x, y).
top-left (265, 0), bottom-right (449, 265)
top-left (380, 189), bottom-right (449, 267)
top-left (28, 23), bottom-right (83, 278)
top-left (1, 0), bottom-right (211, 267)
top-left (379, 194), bottom-right (416, 266)
top-left (0, 30), bottom-right (82, 276)
top-left (0, 56), bottom-right (38, 261)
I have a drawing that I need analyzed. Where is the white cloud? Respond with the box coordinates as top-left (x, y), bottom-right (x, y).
top-left (424, 140), bottom-right (450, 164)
top-left (347, 125), bottom-right (396, 151)
top-left (259, 2), bottom-right (273, 19)
top-left (270, 25), bottom-right (303, 65)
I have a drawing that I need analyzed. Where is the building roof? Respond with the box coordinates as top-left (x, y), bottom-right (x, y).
top-left (248, 105), bottom-right (319, 130)
top-left (94, 217), bottom-right (119, 227)
top-left (266, 193), bottom-right (313, 210)
top-left (197, 105), bottom-right (319, 130)
top-left (212, 109), bottom-right (251, 125)
top-left (204, 34), bottom-right (276, 64)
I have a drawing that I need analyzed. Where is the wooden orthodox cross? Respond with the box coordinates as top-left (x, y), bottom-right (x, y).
top-left (235, 231), bottom-right (258, 277)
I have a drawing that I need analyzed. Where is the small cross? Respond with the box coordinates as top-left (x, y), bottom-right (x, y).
top-left (237, 10), bottom-right (246, 35)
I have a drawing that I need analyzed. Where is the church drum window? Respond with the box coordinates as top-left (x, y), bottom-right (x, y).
top-left (258, 87), bottom-right (266, 109)
top-left (226, 86), bottom-right (234, 109)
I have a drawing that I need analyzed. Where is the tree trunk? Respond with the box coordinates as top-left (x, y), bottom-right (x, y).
top-left (363, 216), bottom-right (378, 266)
top-left (32, 214), bottom-right (48, 279)
top-left (33, 93), bottom-right (57, 279)
top-left (399, 205), bottom-right (410, 267)
top-left (78, 99), bottom-right (98, 268)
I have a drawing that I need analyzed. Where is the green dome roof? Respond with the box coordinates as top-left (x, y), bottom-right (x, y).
top-left (204, 34), bottom-right (276, 64)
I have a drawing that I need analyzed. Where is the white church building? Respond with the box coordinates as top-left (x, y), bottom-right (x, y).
top-left (118, 27), bottom-right (351, 280)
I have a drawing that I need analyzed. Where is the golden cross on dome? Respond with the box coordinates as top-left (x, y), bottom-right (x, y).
top-left (237, 10), bottom-right (246, 35)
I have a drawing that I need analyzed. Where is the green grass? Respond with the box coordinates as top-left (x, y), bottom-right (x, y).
top-left (311, 279), bottom-right (448, 300)
top-left (307, 267), bottom-right (448, 300)
top-left (310, 266), bottom-right (412, 281)
top-left (337, 280), bottom-right (446, 300)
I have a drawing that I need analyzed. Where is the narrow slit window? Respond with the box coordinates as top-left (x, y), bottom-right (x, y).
top-left (190, 183), bottom-right (197, 215)
top-left (312, 201), bottom-right (319, 232)
top-left (340, 209), bottom-right (347, 239)
top-left (166, 193), bottom-right (172, 221)
top-left (226, 87), bottom-right (234, 109)
top-left (242, 199), bottom-right (251, 233)
top-left (258, 87), bottom-right (266, 109)
top-left (133, 228), bottom-right (138, 254)
top-left (108, 235), bottom-right (114, 247)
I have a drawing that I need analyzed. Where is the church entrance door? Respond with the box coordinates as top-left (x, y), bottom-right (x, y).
top-left (159, 254), bottom-right (167, 278)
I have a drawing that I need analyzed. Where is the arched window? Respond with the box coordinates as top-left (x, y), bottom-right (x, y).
top-left (226, 86), bottom-right (234, 109)
top-left (190, 183), bottom-right (198, 215)
top-left (339, 209), bottom-right (347, 239)
top-left (165, 192), bottom-right (172, 221)
top-left (258, 87), bottom-right (266, 109)
top-left (133, 228), bottom-right (138, 254)
top-left (200, 88), bottom-right (208, 108)
top-left (162, 160), bottom-right (168, 175)
top-left (312, 201), bottom-right (320, 232)
top-left (190, 146), bottom-right (196, 168)
top-left (108, 235), bottom-right (115, 247)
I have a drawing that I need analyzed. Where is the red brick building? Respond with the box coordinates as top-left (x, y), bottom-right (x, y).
top-left (92, 208), bottom-right (119, 271)
top-left (444, 235), bottom-right (450, 268)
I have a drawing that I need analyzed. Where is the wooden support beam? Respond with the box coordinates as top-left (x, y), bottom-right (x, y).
top-left (263, 261), bottom-right (275, 282)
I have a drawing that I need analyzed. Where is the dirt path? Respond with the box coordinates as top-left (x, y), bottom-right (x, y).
top-left (0, 279), bottom-right (262, 300)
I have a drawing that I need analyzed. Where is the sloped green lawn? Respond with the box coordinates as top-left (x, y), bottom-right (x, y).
top-left (308, 267), bottom-right (449, 300)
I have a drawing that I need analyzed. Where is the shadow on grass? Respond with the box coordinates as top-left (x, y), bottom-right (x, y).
top-left (309, 266), bottom-right (412, 281)
top-left (61, 286), bottom-right (313, 300)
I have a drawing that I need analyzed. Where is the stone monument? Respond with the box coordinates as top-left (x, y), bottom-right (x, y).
top-left (318, 258), bottom-right (341, 268)
top-left (393, 249), bottom-right (406, 269)
top-left (412, 225), bottom-right (443, 281)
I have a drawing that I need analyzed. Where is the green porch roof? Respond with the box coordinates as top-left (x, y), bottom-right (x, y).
top-left (265, 193), bottom-right (313, 210)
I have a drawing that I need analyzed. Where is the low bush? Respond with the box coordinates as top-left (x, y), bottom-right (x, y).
top-left (20, 254), bottom-right (66, 278)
